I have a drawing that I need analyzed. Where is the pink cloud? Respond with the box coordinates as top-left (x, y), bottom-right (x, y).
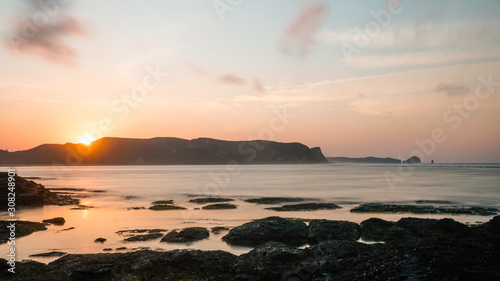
top-left (279, 2), bottom-right (330, 56)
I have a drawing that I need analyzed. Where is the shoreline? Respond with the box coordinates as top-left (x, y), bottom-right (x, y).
top-left (1, 214), bottom-right (499, 280)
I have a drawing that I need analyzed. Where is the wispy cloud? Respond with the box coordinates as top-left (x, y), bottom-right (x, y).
top-left (219, 73), bottom-right (246, 85)
top-left (5, 0), bottom-right (87, 66)
top-left (435, 80), bottom-right (469, 96)
top-left (279, 1), bottom-right (330, 56)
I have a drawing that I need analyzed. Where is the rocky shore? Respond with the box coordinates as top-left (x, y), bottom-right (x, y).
top-left (0, 172), bottom-right (79, 207)
top-left (1, 215), bottom-right (499, 280)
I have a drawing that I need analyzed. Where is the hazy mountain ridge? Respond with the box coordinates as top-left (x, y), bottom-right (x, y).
top-left (327, 156), bottom-right (421, 164)
top-left (0, 137), bottom-right (328, 165)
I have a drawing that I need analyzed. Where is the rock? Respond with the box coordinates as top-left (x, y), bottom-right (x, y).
top-left (126, 206), bottom-right (145, 210)
top-left (308, 220), bottom-right (360, 243)
top-left (202, 203), bottom-right (237, 210)
top-left (396, 217), bottom-right (481, 239)
top-left (189, 197), bottom-right (234, 204)
top-left (116, 229), bottom-right (167, 235)
top-left (0, 173), bottom-right (79, 208)
top-left (70, 205), bottom-right (95, 210)
top-left (160, 227), bottom-right (210, 243)
top-left (244, 197), bottom-right (309, 204)
top-left (403, 156), bottom-right (421, 163)
top-left (350, 203), bottom-right (499, 216)
top-left (211, 226), bottom-right (230, 234)
top-left (152, 200), bottom-right (174, 205)
top-left (42, 217), bottom-right (65, 225)
top-left (94, 238), bottom-right (106, 243)
top-left (0, 220), bottom-right (47, 244)
top-left (29, 251), bottom-right (67, 257)
top-left (233, 241), bottom-right (307, 281)
top-left (222, 216), bottom-right (308, 246)
top-left (103, 248), bottom-right (112, 251)
top-left (149, 204), bottom-right (186, 210)
top-left (123, 233), bottom-right (163, 242)
top-left (475, 215), bottom-right (500, 244)
top-left (115, 247), bottom-right (127, 250)
top-left (58, 227), bottom-right (75, 232)
top-left (266, 202), bottom-right (341, 211)
top-left (360, 218), bottom-right (412, 241)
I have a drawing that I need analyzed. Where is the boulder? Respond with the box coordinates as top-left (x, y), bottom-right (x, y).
top-left (42, 217), bottom-right (65, 225)
top-left (360, 217), bottom-right (413, 241)
top-left (233, 241), bottom-right (306, 281)
top-left (0, 220), bottom-right (47, 244)
top-left (308, 219), bottom-right (360, 243)
top-left (222, 216), bottom-right (308, 246)
top-left (160, 227), bottom-right (209, 243)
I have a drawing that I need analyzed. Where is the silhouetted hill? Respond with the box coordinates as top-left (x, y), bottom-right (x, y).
top-left (327, 156), bottom-right (421, 164)
top-left (0, 137), bottom-right (328, 165)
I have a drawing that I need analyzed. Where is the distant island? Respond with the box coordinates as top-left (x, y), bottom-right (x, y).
top-left (0, 137), bottom-right (328, 165)
top-left (327, 156), bottom-right (421, 164)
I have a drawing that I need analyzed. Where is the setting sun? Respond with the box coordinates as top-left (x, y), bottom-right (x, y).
top-left (79, 137), bottom-right (95, 145)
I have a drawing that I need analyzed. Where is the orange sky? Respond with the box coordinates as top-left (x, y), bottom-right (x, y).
top-left (1, 0), bottom-right (500, 162)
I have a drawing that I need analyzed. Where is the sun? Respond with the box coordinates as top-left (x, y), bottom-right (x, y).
top-left (79, 137), bottom-right (95, 145)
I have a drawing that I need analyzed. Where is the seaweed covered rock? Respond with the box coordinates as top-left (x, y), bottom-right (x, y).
top-left (222, 216), bottom-right (308, 246)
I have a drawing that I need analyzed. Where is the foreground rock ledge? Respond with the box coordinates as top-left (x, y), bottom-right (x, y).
top-left (1, 216), bottom-right (499, 280)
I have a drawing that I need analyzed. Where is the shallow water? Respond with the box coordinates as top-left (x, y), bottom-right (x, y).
top-left (1, 164), bottom-right (499, 263)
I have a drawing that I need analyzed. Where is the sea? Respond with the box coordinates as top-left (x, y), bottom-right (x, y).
top-left (1, 163), bottom-right (499, 263)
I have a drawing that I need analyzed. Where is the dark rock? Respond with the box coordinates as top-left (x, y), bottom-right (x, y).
top-left (102, 248), bottom-right (112, 252)
top-left (115, 247), bottom-right (127, 251)
top-left (126, 206), bottom-right (145, 210)
top-left (189, 197), bottom-right (234, 204)
top-left (94, 238), bottom-right (106, 243)
top-left (152, 200), bottom-right (174, 205)
top-left (42, 217), bottom-right (65, 225)
top-left (149, 204), bottom-right (186, 210)
top-left (0, 220), bottom-right (47, 244)
top-left (58, 227), bottom-right (75, 232)
top-left (202, 203), bottom-right (237, 210)
top-left (350, 202), bottom-right (499, 216)
top-left (211, 226), bottom-right (230, 234)
top-left (222, 216), bottom-right (308, 246)
top-left (70, 205), bottom-right (95, 210)
top-left (403, 156), bottom-right (421, 163)
top-left (233, 241), bottom-right (307, 280)
top-left (308, 219), bottom-right (360, 243)
top-left (266, 202), bottom-right (341, 211)
top-left (29, 251), bottom-right (67, 257)
top-left (396, 217), bottom-right (481, 239)
top-left (244, 197), bottom-right (309, 204)
top-left (116, 229), bottom-right (167, 235)
top-left (360, 217), bottom-right (412, 241)
top-left (0, 173), bottom-right (79, 208)
top-left (160, 227), bottom-right (209, 243)
top-left (123, 233), bottom-right (163, 242)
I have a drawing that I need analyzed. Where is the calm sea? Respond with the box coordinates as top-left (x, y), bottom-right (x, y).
top-left (1, 164), bottom-right (499, 263)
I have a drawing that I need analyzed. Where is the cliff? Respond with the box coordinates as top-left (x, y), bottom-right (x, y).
top-left (0, 137), bottom-right (328, 165)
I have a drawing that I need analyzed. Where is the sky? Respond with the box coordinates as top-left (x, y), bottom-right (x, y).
top-left (0, 0), bottom-right (500, 163)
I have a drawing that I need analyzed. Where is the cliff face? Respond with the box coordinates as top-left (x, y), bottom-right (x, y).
top-left (0, 137), bottom-right (328, 165)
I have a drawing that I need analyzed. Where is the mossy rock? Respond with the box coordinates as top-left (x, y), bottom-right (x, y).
top-left (244, 197), bottom-right (309, 205)
top-left (266, 203), bottom-right (341, 212)
top-left (189, 197), bottom-right (234, 204)
top-left (152, 200), bottom-right (174, 205)
top-left (202, 203), bottom-right (238, 210)
top-left (149, 204), bottom-right (186, 211)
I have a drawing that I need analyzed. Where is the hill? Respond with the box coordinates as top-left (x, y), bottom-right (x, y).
top-left (0, 137), bottom-right (328, 165)
top-left (327, 156), bottom-right (421, 164)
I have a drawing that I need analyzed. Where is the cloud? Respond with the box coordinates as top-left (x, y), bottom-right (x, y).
top-left (435, 81), bottom-right (470, 96)
top-left (279, 1), bottom-right (330, 56)
top-left (253, 77), bottom-right (264, 92)
top-left (5, 0), bottom-right (87, 66)
top-left (219, 73), bottom-right (246, 85)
